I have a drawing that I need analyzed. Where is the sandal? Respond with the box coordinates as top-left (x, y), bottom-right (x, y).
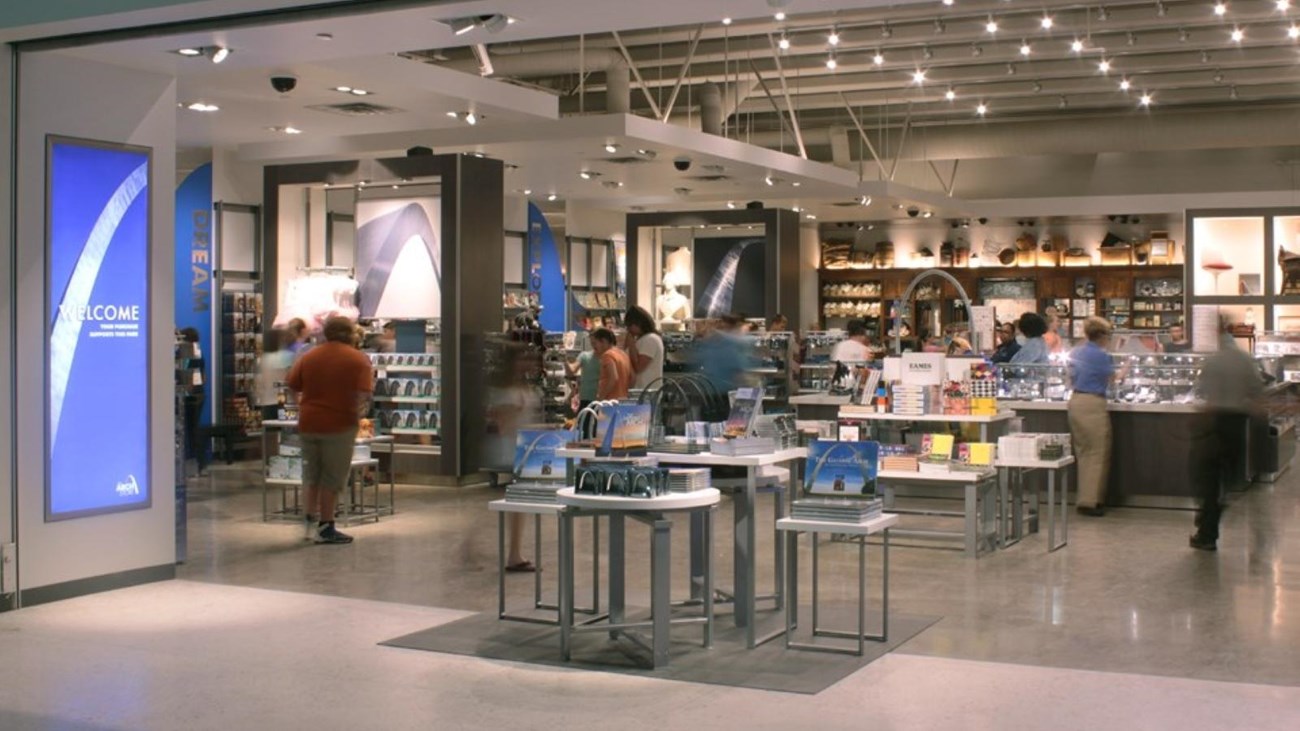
top-left (505, 561), bottom-right (537, 573)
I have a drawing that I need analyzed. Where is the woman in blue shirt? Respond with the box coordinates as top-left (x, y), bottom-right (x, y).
top-left (1068, 317), bottom-right (1117, 516)
top-left (1010, 312), bottom-right (1051, 364)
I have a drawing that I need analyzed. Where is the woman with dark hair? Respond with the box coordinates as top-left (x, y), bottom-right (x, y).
top-left (1010, 312), bottom-right (1051, 364)
top-left (623, 305), bottom-right (664, 390)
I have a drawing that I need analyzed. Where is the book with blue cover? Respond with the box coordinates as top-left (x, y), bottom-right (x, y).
top-left (804, 439), bottom-right (880, 498)
top-left (595, 403), bottom-right (652, 457)
top-left (514, 429), bottom-right (575, 480)
top-left (723, 387), bottom-right (764, 438)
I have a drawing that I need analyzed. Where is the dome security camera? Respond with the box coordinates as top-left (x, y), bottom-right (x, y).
top-left (270, 75), bottom-right (298, 94)
top-left (906, 207), bottom-right (920, 218)
top-left (673, 155), bottom-right (693, 172)
top-left (977, 217), bottom-right (989, 225)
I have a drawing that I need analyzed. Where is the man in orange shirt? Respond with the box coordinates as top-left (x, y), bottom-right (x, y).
top-left (591, 328), bottom-right (632, 400)
top-left (286, 316), bottom-right (374, 544)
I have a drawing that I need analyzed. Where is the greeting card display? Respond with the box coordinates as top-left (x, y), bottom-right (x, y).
top-left (804, 440), bottom-right (880, 498)
top-left (595, 403), bottom-right (652, 456)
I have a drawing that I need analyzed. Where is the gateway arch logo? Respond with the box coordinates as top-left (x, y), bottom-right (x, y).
top-left (355, 200), bottom-right (442, 319)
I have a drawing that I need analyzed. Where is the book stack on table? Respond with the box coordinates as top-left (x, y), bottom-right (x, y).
top-left (505, 482), bottom-right (563, 505)
top-left (667, 468), bottom-right (712, 493)
top-left (792, 497), bottom-right (884, 523)
top-left (710, 437), bottom-right (777, 456)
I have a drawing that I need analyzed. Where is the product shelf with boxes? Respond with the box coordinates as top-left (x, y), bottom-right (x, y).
top-left (1131, 276), bottom-right (1184, 330)
top-left (746, 331), bottom-right (797, 408)
top-left (369, 352), bottom-right (441, 442)
top-left (219, 289), bottom-right (263, 437)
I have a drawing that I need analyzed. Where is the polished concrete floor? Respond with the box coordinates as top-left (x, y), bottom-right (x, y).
top-left (1, 462), bottom-right (1295, 730)
top-left (176, 461), bottom-right (1300, 688)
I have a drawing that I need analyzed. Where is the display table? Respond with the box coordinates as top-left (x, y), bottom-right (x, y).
top-left (488, 500), bottom-right (602, 625)
top-left (994, 456), bottom-right (1075, 552)
top-left (778, 513), bottom-right (899, 656)
top-left (837, 408), bottom-right (1017, 443)
top-left (876, 468), bottom-right (999, 557)
top-left (261, 420), bottom-right (396, 524)
top-left (556, 487), bottom-right (719, 669)
top-left (557, 447), bottom-right (806, 649)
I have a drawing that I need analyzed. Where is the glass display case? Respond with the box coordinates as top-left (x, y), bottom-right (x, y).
top-left (997, 353), bottom-right (1206, 404)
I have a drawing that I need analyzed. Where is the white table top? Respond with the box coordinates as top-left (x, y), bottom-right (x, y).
top-left (488, 499), bottom-right (563, 516)
top-left (789, 394), bottom-right (852, 406)
top-left (877, 468), bottom-right (997, 483)
top-left (837, 409), bottom-right (1017, 423)
top-left (557, 447), bottom-right (808, 467)
top-left (995, 456), bottom-right (1076, 469)
top-left (556, 487), bottom-right (720, 511)
top-left (777, 513), bottom-right (900, 535)
top-left (1002, 400), bottom-right (1199, 414)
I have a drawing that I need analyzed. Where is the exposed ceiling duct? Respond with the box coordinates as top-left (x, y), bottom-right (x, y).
top-left (437, 48), bottom-right (630, 114)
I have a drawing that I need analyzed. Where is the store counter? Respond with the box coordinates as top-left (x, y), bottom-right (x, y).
top-left (1004, 399), bottom-right (1283, 508)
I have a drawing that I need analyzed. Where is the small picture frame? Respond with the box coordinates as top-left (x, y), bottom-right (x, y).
top-left (1239, 273), bottom-right (1262, 296)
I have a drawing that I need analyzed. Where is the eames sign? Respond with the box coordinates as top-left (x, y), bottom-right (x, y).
top-left (46, 137), bottom-right (152, 520)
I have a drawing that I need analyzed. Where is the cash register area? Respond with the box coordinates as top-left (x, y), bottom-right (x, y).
top-left (0, 461), bottom-right (1295, 730)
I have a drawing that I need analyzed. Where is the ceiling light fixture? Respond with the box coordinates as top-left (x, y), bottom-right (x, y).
top-left (935, 19), bottom-right (946, 34)
top-left (1230, 85), bottom-right (1239, 99)
top-left (921, 210), bottom-right (933, 219)
top-left (523, 189), bottom-right (532, 195)
top-left (636, 148), bottom-right (657, 158)
top-left (1071, 39), bottom-right (1085, 52)
top-left (765, 175), bottom-right (776, 186)
top-left (1290, 24), bottom-right (1300, 38)
top-left (1278, 0), bottom-right (1292, 10)
top-left (336, 86), bottom-right (353, 93)
top-left (873, 51), bottom-right (885, 65)
top-left (1157, 1), bottom-right (1168, 16)
top-left (923, 45), bottom-right (934, 60)
top-left (1139, 92), bottom-right (1153, 106)
top-left (971, 43), bottom-right (983, 56)
top-left (1098, 58), bottom-right (1112, 73)
top-left (1231, 27), bottom-right (1244, 42)
top-left (1127, 31), bottom-right (1138, 46)
top-left (186, 102), bottom-right (219, 112)
top-left (912, 69), bottom-right (927, 84)
top-left (350, 88), bottom-right (369, 96)
top-left (826, 55), bottom-right (838, 70)
top-left (775, 11), bottom-right (786, 21)
top-left (547, 193), bottom-right (558, 201)
top-left (465, 112), bottom-right (477, 125)
top-left (1006, 63), bottom-right (1017, 75)
top-left (945, 88), bottom-right (956, 101)
top-left (1120, 77), bottom-right (1132, 90)
top-left (882, 23), bottom-right (893, 38)
top-left (579, 171), bottom-right (594, 179)
top-left (284, 126), bottom-right (302, 135)
top-left (1059, 95), bottom-right (1069, 109)
top-left (976, 102), bottom-right (988, 116)
top-left (1020, 41), bottom-right (1032, 56)
top-left (1179, 27), bottom-right (1190, 42)
top-left (1213, 2), bottom-right (1227, 16)
top-left (727, 201), bottom-right (737, 209)
top-left (859, 195), bottom-right (872, 206)
top-left (210, 46), bottom-right (230, 63)
top-left (1041, 16), bottom-right (1054, 29)
top-left (177, 48), bottom-right (202, 56)
top-left (722, 16), bottom-right (732, 25)
top-left (778, 34), bottom-right (791, 50)
top-left (1031, 80), bottom-right (1042, 92)
top-left (604, 143), bottom-right (619, 153)
top-left (449, 17), bottom-right (477, 35)
top-left (828, 28), bottom-right (840, 45)
top-left (446, 111), bottom-right (459, 118)
top-left (985, 18), bottom-right (999, 33)
top-left (392, 184), bottom-right (400, 190)
top-left (943, 0), bottom-right (954, 5)
top-left (1098, 6), bottom-right (1111, 20)
top-left (792, 181), bottom-right (802, 186)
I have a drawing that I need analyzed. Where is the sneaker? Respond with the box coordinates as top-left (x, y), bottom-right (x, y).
top-left (1076, 505), bottom-right (1105, 517)
top-left (302, 514), bottom-right (316, 542)
top-left (1188, 534), bottom-right (1217, 552)
top-left (315, 525), bottom-right (354, 545)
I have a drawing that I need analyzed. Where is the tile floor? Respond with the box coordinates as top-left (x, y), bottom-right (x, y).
top-left (0, 462), bottom-right (1295, 729)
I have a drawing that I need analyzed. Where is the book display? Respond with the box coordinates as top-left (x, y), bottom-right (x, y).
top-left (369, 352), bottom-right (440, 438)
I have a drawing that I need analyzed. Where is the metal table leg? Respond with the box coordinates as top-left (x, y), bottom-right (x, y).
top-left (608, 513), bottom-right (625, 639)
top-left (689, 511), bottom-right (706, 602)
top-left (964, 482), bottom-right (978, 557)
top-left (774, 466), bottom-right (787, 611)
top-left (533, 514), bottom-right (544, 608)
top-left (703, 506), bottom-right (714, 648)
top-left (1048, 467), bottom-right (1069, 551)
top-left (497, 511), bottom-right (506, 618)
top-left (651, 517), bottom-right (671, 668)
top-left (558, 508), bottom-right (573, 660)
top-left (784, 529), bottom-right (798, 649)
top-left (733, 468), bottom-right (757, 646)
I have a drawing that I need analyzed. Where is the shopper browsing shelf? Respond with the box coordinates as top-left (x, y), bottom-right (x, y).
top-left (1068, 317), bottom-right (1117, 516)
top-left (286, 316), bottom-right (374, 545)
top-left (990, 321), bottom-right (1022, 363)
top-left (624, 305), bottom-right (664, 390)
top-left (1188, 321), bottom-right (1265, 551)
top-left (590, 328), bottom-right (633, 401)
top-left (830, 319), bottom-right (872, 364)
top-left (566, 345), bottom-right (602, 411)
top-left (286, 317), bottom-right (310, 358)
top-left (1010, 312), bottom-right (1051, 364)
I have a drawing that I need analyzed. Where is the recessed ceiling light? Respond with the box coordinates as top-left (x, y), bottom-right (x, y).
top-left (284, 126), bottom-right (302, 135)
top-left (176, 48), bottom-right (202, 56)
top-left (523, 189), bottom-right (532, 195)
top-left (1041, 16), bottom-right (1054, 29)
top-left (945, 88), bottom-right (956, 101)
top-left (774, 11), bottom-right (786, 21)
top-left (1098, 59), bottom-right (1112, 73)
top-left (1230, 27), bottom-right (1244, 42)
top-left (210, 46), bottom-right (230, 64)
top-left (976, 103), bottom-right (988, 116)
top-left (921, 210), bottom-right (933, 218)
top-left (727, 201), bottom-right (737, 209)
top-left (764, 175), bottom-right (775, 186)
top-left (985, 18), bottom-right (999, 33)
top-left (336, 86), bottom-right (353, 93)
top-left (446, 111), bottom-right (459, 118)
top-left (636, 148), bottom-right (657, 158)
top-left (873, 51), bottom-right (885, 65)
top-left (912, 69), bottom-right (927, 84)
top-left (604, 143), bottom-right (619, 153)
top-left (465, 112), bottom-right (477, 125)
top-left (792, 206), bottom-right (802, 213)
top-left (1214, 2), bottom-right (1228, 15)
top-left (1019, 41), bottom-right (1032, 56)
top-left (806, 214), bottom-right (817, 220)
top-left (722, 16), bottom-right (732, 25)
top-left (1120, 78), bottom-right (1132, 90)
top-left (602, 180), bottom-right (624, 189)
top-left (1071, 39), bottom-right (1085, 52)
top-left (186, 102), bottom-right (219, 112)
top-left (579, 171), bottom-right (596, 180)
top-left (350, 88), bottom-right (369, 96)
top-left (391, 184), bottom-right (400, 189)
top-left (859, 195), bottom-right (872, 206)
top-left (547, 193), bottom-right (558, 201)
top-left (792, 181), bottom-right (802, 187)
top-left (1139, 92), bottom-right (1153, 106)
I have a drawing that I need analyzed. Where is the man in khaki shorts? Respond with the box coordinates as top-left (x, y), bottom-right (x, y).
top-left (287, 316), bottom-right (373, 544)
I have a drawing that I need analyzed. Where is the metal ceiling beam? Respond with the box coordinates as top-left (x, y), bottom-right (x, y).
top-left (765, 33), bottom-right (808, 159)
top-left (611, 30), bottom-right (663, 120)
top-left (838, 92), bottom-right (888, 180)
top-left (660, 24), bottom-right (705, 122)
top-left (748, 59), bottom-right (807, 160)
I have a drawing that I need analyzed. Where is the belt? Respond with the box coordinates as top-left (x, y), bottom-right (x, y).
top-left (1072, 391), bottom-right (1106, 398)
